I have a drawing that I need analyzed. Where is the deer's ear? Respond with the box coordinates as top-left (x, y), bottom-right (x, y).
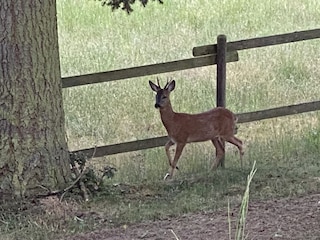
top-left (166, 80), bottom-right (175, 92)
top-left (149, 81), bottom-right (160, 92)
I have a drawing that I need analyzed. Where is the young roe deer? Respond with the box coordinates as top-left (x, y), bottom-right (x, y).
top-left (149, 78), bottom-right (244, 180)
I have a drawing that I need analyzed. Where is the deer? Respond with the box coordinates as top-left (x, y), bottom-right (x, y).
top-left (149, 78), bottom-right (244, 180)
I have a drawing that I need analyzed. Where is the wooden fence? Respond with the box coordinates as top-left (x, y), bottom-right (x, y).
top-left (63, 29), bottom-right (320, 159)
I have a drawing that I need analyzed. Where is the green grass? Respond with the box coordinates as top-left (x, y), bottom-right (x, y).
top-left (230, 161), bottom-right (257, 240)
top-left (57, 0), bottom-right (320, 231)
top-left (58, 0), bottom-right (320, 152)
top-left (2, 0), bottom-right (320, 239)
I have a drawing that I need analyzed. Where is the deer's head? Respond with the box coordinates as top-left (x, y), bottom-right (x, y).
top-left (149, 78), bottom-right (175, 109)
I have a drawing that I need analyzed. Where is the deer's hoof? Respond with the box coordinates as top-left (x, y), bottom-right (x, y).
top-left (163, 173), bottom-right (170, 180)
top-left (211, 164), bottom-right (218, 171)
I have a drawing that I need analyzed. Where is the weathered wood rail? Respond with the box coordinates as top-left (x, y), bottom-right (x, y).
top-left (62, 52), bottom-right (238, 88)
top-left (193, 28), bottom-right (320, 56)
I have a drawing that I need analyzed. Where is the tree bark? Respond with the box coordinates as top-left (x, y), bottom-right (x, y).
top-left (0, 0), bottom-right (71, 199)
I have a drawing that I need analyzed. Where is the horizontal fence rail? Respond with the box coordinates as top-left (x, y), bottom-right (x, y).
top-left (72, 100), bottom-right (320, 159)
top-left (193, 29), bottom-right (320, 56)
top-left (72, 136), bottom-right (169, 159)
top-left (62, 51), bottom-right (238, 88)
top-left (237, 100), bottom-right (320, 123)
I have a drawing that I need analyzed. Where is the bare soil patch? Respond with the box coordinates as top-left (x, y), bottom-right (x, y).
top-left (67, 193), bottom-right (320, 240)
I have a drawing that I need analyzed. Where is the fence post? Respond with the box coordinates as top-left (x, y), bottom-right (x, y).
top-left (216, 34), bottom-right (227, 168)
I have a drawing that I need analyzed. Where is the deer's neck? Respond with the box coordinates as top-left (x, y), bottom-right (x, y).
top-left (159, 102), bottom-right (176, 130)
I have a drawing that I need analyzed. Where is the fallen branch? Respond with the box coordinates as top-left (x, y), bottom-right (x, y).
top-left (37, 147), bottom-right (98, 201)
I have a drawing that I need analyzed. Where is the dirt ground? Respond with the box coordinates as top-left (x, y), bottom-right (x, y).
top-left (67, 193), bottom-right (320, 240)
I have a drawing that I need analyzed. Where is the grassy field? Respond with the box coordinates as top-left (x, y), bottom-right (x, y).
top-left (2, 0), bottom-right (320, 239)
top-left (58, 0), bottom-right (320, 178)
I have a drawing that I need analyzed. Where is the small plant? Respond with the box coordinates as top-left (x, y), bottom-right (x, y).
top-left (229, 161), bottom-right (257, 240)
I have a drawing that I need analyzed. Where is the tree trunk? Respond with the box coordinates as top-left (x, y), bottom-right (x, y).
top-left (0, 0), bottom-right (71, 199)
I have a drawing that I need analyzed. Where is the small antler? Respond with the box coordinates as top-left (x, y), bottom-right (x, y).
top-left (164, 77), bottom-right (172, 89)
top-left (157, 77), bottom-right (161, 88)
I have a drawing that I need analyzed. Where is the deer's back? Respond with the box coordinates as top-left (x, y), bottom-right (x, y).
top-left (165, 107), bottom-right (237, 143)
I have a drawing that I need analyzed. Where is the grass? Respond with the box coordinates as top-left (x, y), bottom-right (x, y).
top-left (229, 161), bottom-right (257, 240)
top-left (58, 0), bottom-right (320, 151)
top-left (2, 0), bottom-right (320, 239)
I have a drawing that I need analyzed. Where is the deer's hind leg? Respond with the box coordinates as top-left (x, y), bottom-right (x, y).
top-left (226, 136), bottom-right (244, 168)
top-left (211, 138), bottom-right (225, 170)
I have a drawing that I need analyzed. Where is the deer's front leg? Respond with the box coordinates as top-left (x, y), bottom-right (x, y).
top-left (165, 140), bottom-right (175, 167)
top-left (168, 142), bottom-right (186, 179)
top-left (164, 140), bottom-right (175, 180)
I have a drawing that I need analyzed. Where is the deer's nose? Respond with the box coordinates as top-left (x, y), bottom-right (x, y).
top-left (155, 103), bottom-right (160, 108)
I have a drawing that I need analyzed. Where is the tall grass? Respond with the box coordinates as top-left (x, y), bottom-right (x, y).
top-left (57, 0), bottom-right (320, 185)
top-left (56, 0), bottom-right (320, 187)
top-left (58, 0), bottom-right (320, 229)
top-left (57, 0), bottom-right (320, 225)
top-left (231, 161), bottom-right (257, 240)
